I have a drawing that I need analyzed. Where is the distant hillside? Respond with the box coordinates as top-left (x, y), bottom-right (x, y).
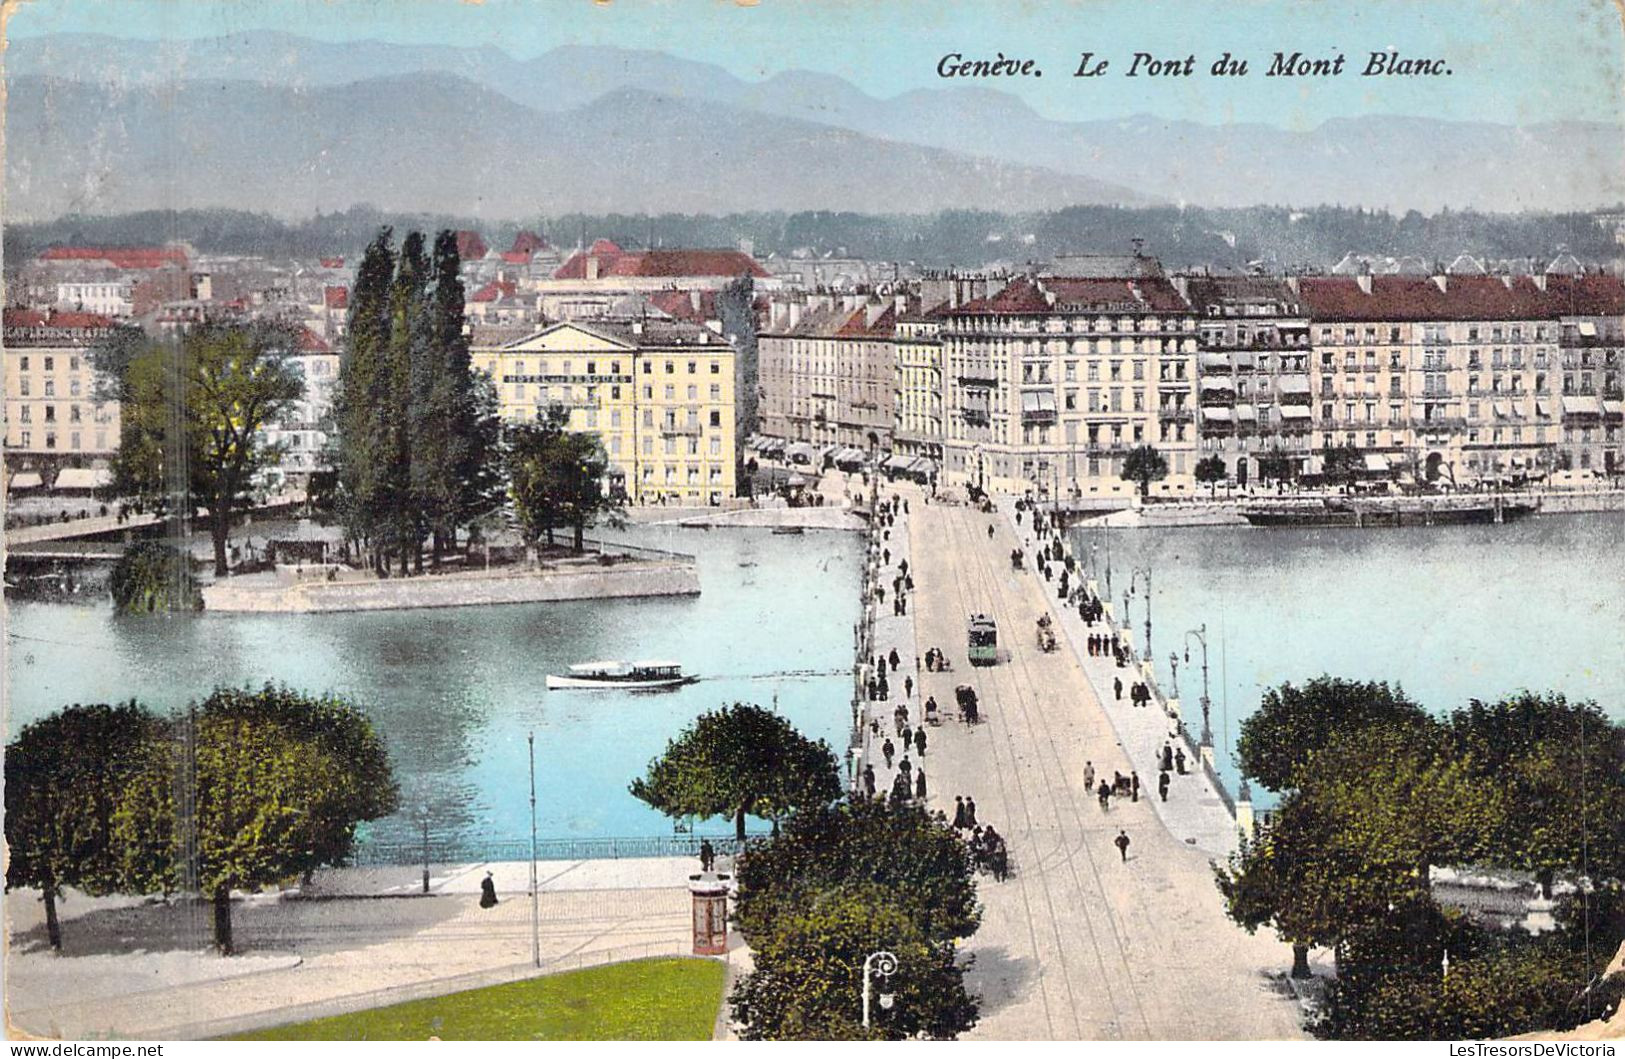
top-left (7, 31), bottom-right (1623, 212)
top-left (7, 204), bottom-right (1619, 276)
top-left (3, 73), bottom-right (1154, 221)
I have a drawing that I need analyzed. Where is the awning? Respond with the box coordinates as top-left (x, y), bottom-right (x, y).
top-left (54, 467), bottom-right (113, 490)
top-left (883, 454), bottom-right (913, 471)
top-left (1562, 395), bottom-right (1604, 415)
top-left (1492, 401), bottom-right (1510, 420)
top-left (1536, 402), bottom-right (1551, 419)
top-left (818, 443), bottom-right (839, 459)
top-left (1020, 390), bottom-right (1057, 412)
top-left (9, 472), bottom-right (44, 489)
top-left (906, 457), bottom-right (936, 475)
top-left (1577, 321), bottom-right (1598, 337)
top-left (1199, 353), bottom-right (1230, 369)
top-left (1232, 351), bottom-right (1258, 369)
top-left (1363, 454), bottom-right (1391, 472)
top-left (1201, 407), bottom-right (1233, 421)
top-left (1234, 404), bottom-right (1258, 421)
top-left (785, 442), bottom-right (817, 461)
top-left (1279, 405), bottom-right (1312, 420)
top-left (1605, 400), bottom-right (1624, 417)
top-left (1199, 377), bottom-right (1234, 391)
top-left (1277, 376), bottom-right (1312, 394)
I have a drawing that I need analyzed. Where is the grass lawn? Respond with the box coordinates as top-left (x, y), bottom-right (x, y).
top-left (230, 957), bottom-right (727, 1041)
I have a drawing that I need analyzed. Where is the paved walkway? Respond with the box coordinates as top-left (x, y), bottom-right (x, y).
top-left (1000, 497), bottom-right (1243, 858)
top-left (5, 857), bottom-right (705, 1040)
top-left (900, 486), bottom-right (1302, 1040)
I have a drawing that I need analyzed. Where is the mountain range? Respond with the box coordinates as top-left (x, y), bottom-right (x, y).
top-left (5, 31), bottom-right (1622, 219)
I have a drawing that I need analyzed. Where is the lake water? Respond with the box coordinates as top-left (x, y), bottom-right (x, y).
top-left (5, 526), bottom-right (862, 856)
top-left (1069, 512), bottom-right (1625, 800)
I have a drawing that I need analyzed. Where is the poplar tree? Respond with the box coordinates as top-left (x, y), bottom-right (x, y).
top-left (387, 232), bottom-right (429, 574)
top-left (335, 228), bottom-right (395, 571)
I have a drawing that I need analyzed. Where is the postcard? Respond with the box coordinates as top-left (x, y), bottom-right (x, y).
top-left (3, 0), bottom-right (1623, 1047)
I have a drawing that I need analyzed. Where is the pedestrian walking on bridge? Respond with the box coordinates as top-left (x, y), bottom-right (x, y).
top-left (882, 738), bottom-right (896, 769)
top-left (1083, 761), bottom-right (1096, 792)
top-left (1113, 676), bottom-right (1123, 701)
top-left (1158, 771), bottom-right (1170, 802)
top-left (915, 768), bottom-right (927, 800)
top-left (964, 796), bottom-right (978, 826)
top-left (1097, 780), bottom-right (1111, 809)
top-left (953, 796), bottom-right (967, 829)
top-left (1115, 829), bottom-right (1131, 863)
top-left (914, 727), bottom-right (926, 757)
top-left (864, 764), bottom-right (877, 797)
top-left (1131, 771), bottom-right (1141, 802)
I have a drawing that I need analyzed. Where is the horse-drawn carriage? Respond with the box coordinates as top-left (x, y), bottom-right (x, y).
top-left (954, 684), bottom-right (981, 724)
top-left (1036, 613), bottom-right (1058, 652)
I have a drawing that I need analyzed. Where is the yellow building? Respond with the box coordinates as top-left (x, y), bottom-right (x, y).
top-left (473, 318), bottom-right (737, 506)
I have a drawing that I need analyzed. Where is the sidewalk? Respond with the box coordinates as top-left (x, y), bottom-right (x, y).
top-left (999, 496), bottom-right (1244, 858)
top-left (854, 493), bottom-right (926, 804)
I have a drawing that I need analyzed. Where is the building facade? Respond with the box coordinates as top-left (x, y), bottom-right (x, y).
top-left (759, 294), bottom-right (898, 451)
top-left (3, 309), bottom-right (122, 473)
top-left (939, 265), bottom-right (1200, 499)
top-left (473, 319), bottom-right (737, 506)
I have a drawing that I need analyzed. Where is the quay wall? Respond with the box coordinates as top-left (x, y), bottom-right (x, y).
top-left (202, 560), bottom-right (700, 614)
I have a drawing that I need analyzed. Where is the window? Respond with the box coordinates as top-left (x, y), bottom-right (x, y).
top-left (709, 384), bottom-right (721, 400)
top-left (44, 357), bottom-right (54, 371)
top-left (586, 361), bottom-right (596, 375)
top-left (710, 361), bottom-right (720, 374)
top-left (709, 410), bottom-right (721, 427)
top-left (44, 406), bottom-right (55, 422)
top-left (687, 385), bottom-right (698, 400)
top-left (43, 381), bottom-right (54, 397)
top-left (19, 378), bottom-right (29, 396)
top-left (665, 361), bottom-right (674, 374)
top-left (687, 361), bottom-right (697, 374)
top-left (643, 360), bottom-right (652, 374)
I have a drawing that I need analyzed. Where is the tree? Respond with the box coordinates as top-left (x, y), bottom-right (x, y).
top-left (109, 540), bottom-right (200, 613)
top-left (1218, 722), bottom-right (1498, 978)
top-left (332, 228), bottom-right (396, 572)
top-left (1119, 445), bottom-right (1168, 499)
top-left (1257, 447), bottom-right (1298, 486)
top-left (729, 885), bottom-right (979, 1040)
top-left (1447, 694), bottom-right (1625, 894)
top-left (552, 428), bottom-right (622, 551)
top-left (385, 232), bottom-right (429, 574)
top-left (734, 798), bottom-right (980, 945)
top-left (1237, 676), bottom-right (1430, 793)
top-left (114, 685), bottom-right (398, 954)
top-left (5, 703), bottom-right (166, 950)
top-left (1320, 441), bottom-right (1364, 490)
top-left (1194, 454), bottom-right (1227, 496)
top-left (113, 321), bottom-right (304, 576)
top-left (630, 703), bottom-right (841, 842)
top-left (506, 408), bottom-right (570, 551)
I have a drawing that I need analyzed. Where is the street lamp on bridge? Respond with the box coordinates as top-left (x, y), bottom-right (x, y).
top-left (861, 949), bottom-right (898, 1029)
top-left (1124, 566), bottom-right (1153, 663)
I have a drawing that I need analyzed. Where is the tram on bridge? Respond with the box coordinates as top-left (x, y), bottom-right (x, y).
top-left (967, 613), bottom-right (998, 666)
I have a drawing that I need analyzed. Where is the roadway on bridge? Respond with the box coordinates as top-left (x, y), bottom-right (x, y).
top-left (905, 490), bottom-right (1302, 1040)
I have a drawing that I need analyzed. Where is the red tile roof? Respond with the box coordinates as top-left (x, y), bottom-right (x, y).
top-left (957, 276), bottom-right (1052, 314)
top-left (553, 247), bottom-right (769, 281)
top-left (39, 246), bottom-right (189, 270)
top-left (647, 289), bottom-right (720, 324)
top-left (454, 231), bottom-right (489, 261)
top-left (588, 238), bottom-right (623, 254)
top-left (510, 230), bottom-right (549, 255)
top-left (4, 307), bottom-right (116, 331)
top-left (1296, 275), bottom-right (1624, 322)
top-left (319, 256), bottom-right (345, 269)
top-left (297, 327), bottom-right (331, 354)
top-left (324, 285), bottom-right (349, 310)
top-left (501, 251), bottom-right (533, 265)
top-left (470, 280), bottom-right (519, 303)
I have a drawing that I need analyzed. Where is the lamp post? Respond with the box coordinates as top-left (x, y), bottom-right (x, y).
top-left (861, 950), bottom-right (898, 1029)
top-left (1126, 566), bottom-right (1153, 662)
top-left (1183, 625), bottom-right (1213, 749)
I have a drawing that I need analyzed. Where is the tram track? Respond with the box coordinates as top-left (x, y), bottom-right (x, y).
top-left (940, 504), bottom-right (1156, 1038)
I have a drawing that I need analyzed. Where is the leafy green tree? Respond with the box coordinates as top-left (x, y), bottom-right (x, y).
top-left (734, 798), bottom-right (980, 945)
top-left (112, 321), bottom-right (304, 576)
top-left (630, 703), bottom-right (841, 842)
top-left (1218, 723), bottom-right (1498, 978)
top-left (729, 885), bottom-right (979, 1040)
top-left (1118, 444), bottom-right (1167, 499)
top-left (1447, 693), bottom-right (1625, 895)
top-left (551, 429), bottom-right (621, 551)
top-left (506, 408), bottom-right (570, 550)
top-left (1237, 676), bottom-right (1430, 793)
top-left (1194, 454), bottom-right (1227, 496)
top-left (386, 232), bottom-right (429, 574)
top-left (5, 702), bottom-right (167, 950)
top-left (114, 685), bottom-right (398, 954)
top-left (109, 540), bottom-right (200, 613)
top-left (1320, 441), bottom-right (1364, 490)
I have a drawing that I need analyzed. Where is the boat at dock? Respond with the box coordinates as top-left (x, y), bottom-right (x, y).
top-left (545, 661), bottom-right (697, 690)
top-left (1240, 497), bottom-right (1538, 528)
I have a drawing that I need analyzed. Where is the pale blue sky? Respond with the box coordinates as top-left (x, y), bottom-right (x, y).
top-left (8, 0), bottom-right (1623, 127)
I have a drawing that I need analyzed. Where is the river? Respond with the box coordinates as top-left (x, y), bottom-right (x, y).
top-left (1069, 511), bottom-right (1625, 800)
top-left (5, 525), bottom-right (862, 856)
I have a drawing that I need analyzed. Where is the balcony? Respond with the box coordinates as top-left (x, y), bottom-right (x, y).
top-left (1021, 409), bottom-right (1057, 426)
top-left (961, 409), bottom-right (990, 426)
top-left (661, 422), bottom-right (704, 437)
top-left (1159, 407), bottom-right (1194, 422)
top-left (957, 374), bottom-right (998, 388)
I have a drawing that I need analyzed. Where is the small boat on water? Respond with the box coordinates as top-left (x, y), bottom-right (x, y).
top-left (771, 525), bottom-right (805, 535)
top-left (546, 660), bottom-right (696, 690)
top-left (1240, 498), bottom-right (1538, 528)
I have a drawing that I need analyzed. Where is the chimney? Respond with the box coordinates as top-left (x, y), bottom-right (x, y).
top-left (895, 293), bottom-right (907, 317)
top-left (1500, 275), bottom-right (1514, 290)
top-left (1532, 272), bottom-right (1548, 292)
top-left (789, 300), bottom-right (804, 328)
top-left (1356, 274), bottom-right (1373, 295)
top-left (586, 255), bottom-right (599, 281)
top-left (1431, 274), bottom-right (1448, 294)
top-left (1285, 276), bottom-right (1300, 296)
top-left (690, 290), bottom-right (702, 312)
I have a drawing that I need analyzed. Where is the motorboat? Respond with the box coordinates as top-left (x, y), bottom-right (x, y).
top-left (545, 660), bottom-right (696, 690)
